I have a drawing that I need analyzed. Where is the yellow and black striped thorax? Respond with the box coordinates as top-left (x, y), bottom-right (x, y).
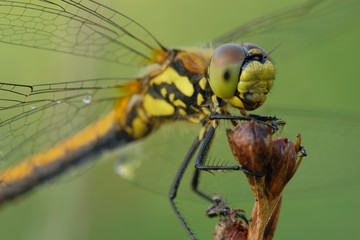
top-left (118, 49), bottom-right (219, 140)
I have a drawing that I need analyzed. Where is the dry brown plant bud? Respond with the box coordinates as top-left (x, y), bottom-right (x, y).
top-left (210, 121), bottom-right (306, 240)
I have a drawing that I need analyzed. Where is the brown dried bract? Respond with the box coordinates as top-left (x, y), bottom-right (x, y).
top-left (226, 122), bottom-right (272, 174)
top-left (211, 121), bottom-right (306, 240)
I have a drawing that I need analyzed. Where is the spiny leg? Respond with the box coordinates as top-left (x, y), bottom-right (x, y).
top-left (191, 115), bottom-right (282, 223)
top-left (209, 113), bottom-right (284, 132)
top-left (169, 136), bottom-right (201, 240)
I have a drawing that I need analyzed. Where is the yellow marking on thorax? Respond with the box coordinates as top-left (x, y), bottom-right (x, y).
top-left (173, 99), bottom-right (186, 108)
top-left (136, 107), bottom-right (148, 122)
top-left (143, 94), bottom-right (175, 116)
top-left (160, 88), bottom-right (167, 97)
top-left (150, 67), bottom-right (194, 97)
top-left (179, 109), bottom-right (187, 116)
top-left (201, 107), bottom-right (211, 116)
top-left (199, 77), bottom-right (207, 90)
top-left (131, 117), bottom-right (148, 139)
top-left (188, 117), bottom-right (201, 123)
top-left (197, 93), bottom-right (204, 106)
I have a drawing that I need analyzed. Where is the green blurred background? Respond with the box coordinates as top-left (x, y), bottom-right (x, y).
top-left (0, 0), bottom-right (359, 239)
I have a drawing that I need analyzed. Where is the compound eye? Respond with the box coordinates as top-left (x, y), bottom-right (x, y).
top-left (208, 44), bottom-right (246, 99)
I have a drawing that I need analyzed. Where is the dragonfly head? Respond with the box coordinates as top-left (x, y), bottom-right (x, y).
top-left (208, 43), bottom-right (274, 111)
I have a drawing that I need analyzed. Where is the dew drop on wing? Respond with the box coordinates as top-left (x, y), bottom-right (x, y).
top-left (114, 143), bottom-right (146, 182)
top-left (82, 95), bottom-right (92, 104)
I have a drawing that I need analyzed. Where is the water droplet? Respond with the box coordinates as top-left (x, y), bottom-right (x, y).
top-left (114, 145), bottom-right (143, 181)
top-left (82, 95), bottom-right (92, 104)
top-left (115, 163), bottom-right (136, 181)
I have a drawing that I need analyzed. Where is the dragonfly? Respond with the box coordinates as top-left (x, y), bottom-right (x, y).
top-left (0, 0), bottom-right (359, 240)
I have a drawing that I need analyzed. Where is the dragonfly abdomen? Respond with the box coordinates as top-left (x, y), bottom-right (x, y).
top-left (0, 108), bottom-right (128, 203)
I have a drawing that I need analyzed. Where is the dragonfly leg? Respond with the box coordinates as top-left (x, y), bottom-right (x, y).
top-left (248, 113), bottom-right (285, 124)
top-left (169, 136), bottom-right (201, 240)
top-left (170, 116), bottom-right (276, 239)
top-left (192, 126), bottom-right (251, 223)
top-left (190, 125), bottom-right (229, 203)
top-left (194, 125), bottom-right (266, 176)
top-left (209, 113), bottom-right (284, 131)
top-left (191, 169), bottom-right (212, 202)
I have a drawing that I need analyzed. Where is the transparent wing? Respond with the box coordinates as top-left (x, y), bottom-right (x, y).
top-left (0, 0), bottom-right (164, 65)
top-left (0, 0), bottom-right (167, 190)
top-left (0, 78), bottom-right (133, 169)
top-left (208, 0), bottom-right (360, 57)
top-left (260, 107), bottom-right (360, 197)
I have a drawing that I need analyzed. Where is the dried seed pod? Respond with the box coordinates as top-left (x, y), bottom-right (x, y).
top-left (267, 136), bottom-right (302, 196)
top-left (221, 121), bottom-right (306, 240)
top-left (226, 121), bottom-right (272, 174)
